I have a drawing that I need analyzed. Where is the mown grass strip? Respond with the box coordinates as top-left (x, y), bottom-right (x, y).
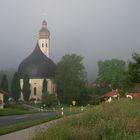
top-left (0, 114), bottom-right (61, 136)
top-left (0, 104), bottom-right (38, 116)
top-left (0, 108), bottom-right (37, 116)
top-left (0, 106), bottom-right (86, 136)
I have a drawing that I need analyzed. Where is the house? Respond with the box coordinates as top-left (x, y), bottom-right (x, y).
top-left (100, 89), bottom-right (119, 103)
top-left (127, 92), bottom-right (140, 100)
top-left (0, 90), bottom-right (8, 109)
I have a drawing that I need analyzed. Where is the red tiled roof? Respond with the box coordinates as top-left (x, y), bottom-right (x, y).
top-left (129, 93), bottom-right (140, 98)
top-left (102, 89), bottom-right (119, 98)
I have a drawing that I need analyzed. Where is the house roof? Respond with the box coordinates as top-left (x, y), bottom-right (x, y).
top-left (0, 90), bottom-right (8, 95)
top-left (129, 93), bottom-right (140, 98)
top-left (102, 89), bottom-right (119, 98)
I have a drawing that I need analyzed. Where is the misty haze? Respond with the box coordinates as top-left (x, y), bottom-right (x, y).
top-left (0, 1), bottom-right (140, 140)
top-left (0, 0), bottom-right (139, 81)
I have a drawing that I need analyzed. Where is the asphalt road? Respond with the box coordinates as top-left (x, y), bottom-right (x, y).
top-left (0, 112), bottom-right (58, 128)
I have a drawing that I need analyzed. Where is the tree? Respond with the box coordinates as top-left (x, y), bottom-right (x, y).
top-left (22, 74), bottom-right (31, 101)
top-left (127, 53), bottom-right (140, 91)
top-left (55, 54), bottom-right (87, 104)
top-left (0, 69), bottom-right (16, 92)
top-left (0, 74), bottom-right (9, 103)
top-left (42, 78), bottom-right (47, 96)
top-left (77, 86), bottom-right (99, 105)
top-left (11, 72), bottom-right (21, 102)
top-left (96, 59), bottom-right (126, 94)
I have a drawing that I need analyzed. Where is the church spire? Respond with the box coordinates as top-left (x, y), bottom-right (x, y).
top-left (42, 20), bottom-right (47, 28)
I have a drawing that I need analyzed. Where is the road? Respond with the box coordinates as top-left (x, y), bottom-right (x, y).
top-left (0, 113), bottom-right (82, 140)
top-left (0, 112), bottom-right (58, 128)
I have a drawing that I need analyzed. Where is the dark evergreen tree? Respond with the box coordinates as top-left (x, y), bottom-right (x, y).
top-left (0, 74), bottom-right (9, 103)
top-left (42, 78), bottom-right (47, 96)
top-left (11, 72), bottom-right (21, 102)
top-left (0, 70), bottom-right (4, 84)
top-left (22, 74), bottom-right (31, 101)
top-left (127, 52), bottom-right (140, 91)
top-left (0, 69), bottom-right (15, 92)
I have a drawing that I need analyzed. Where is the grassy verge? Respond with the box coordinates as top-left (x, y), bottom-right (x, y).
top-left (0, 104), bottom-right (38, 116)
top-left (32, 99), bottom-right (140, 140)
top-left (0, 114), bottom-right (60, 136)
top-left (0, 106), bottom-right (86, 136)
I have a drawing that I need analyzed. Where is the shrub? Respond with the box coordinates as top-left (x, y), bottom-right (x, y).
top-left (42, 93), bottom-right (58, 107)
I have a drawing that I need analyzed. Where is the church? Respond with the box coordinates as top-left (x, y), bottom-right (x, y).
top-left (18, 20), bottom-right (56, 101)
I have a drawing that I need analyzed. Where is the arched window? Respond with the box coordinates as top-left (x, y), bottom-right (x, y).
top-left (42, 43), bottom-right (44, 47)
top-left (34, 87), bottom-right (37, 96)
top-left (46, 43), bottom-right (47, 48)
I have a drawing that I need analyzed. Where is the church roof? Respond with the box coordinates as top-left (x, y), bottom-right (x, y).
top-left (18, 43), bottom-right (56, 79)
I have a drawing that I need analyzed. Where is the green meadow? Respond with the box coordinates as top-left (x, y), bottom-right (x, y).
top-left (33, 99), bottom-right (140, 140)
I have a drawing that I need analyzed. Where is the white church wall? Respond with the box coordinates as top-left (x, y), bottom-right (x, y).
top-left (20, 78), bottom-right (55, 101)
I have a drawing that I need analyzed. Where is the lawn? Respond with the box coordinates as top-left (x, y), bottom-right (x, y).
top-left (0, 104), bottom-right (37, 116)
top-left (32, 99), bottom-right (140, 140)
top-left (0, 114), bottom-right (60, 136)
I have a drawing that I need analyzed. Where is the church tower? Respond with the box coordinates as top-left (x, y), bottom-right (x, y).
top-left (38, 20), bottom-right (50, 57)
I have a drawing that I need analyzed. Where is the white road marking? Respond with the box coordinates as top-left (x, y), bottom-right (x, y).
top-left (16, 116), bottom-right (27, 119)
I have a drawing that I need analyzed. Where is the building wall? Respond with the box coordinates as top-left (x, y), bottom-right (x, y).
top-left (20, 78), bottom-right (55, 101)
top-left (0, 93), bottom-right (4, 109)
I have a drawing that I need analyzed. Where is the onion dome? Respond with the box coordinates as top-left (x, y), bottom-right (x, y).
top-left (18, 43), bottom-right (56, 79)
top-left (39, 20), bottom-right (50, 39)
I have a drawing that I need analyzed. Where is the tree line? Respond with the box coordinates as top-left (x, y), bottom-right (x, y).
top-left (55, 52), bottom-right (140, 105)
top-left (1, 52), bottom-right (140, 106)
top-left (94, 52), bottom-right (140, 95)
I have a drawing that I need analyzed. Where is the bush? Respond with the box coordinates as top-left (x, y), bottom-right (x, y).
top-left (89, 94), bottom-right (100, 105)
top-left (42, 93), bottom-right (58, 107)
top-left (120, 89), bottom-right (127, 98)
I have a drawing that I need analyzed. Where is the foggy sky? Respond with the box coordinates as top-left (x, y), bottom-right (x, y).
top-left (0, 0), bottom-right (140, 81)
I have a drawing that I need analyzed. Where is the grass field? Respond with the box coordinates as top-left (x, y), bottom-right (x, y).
top-left (32, 99), bottom-right (140, 140)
